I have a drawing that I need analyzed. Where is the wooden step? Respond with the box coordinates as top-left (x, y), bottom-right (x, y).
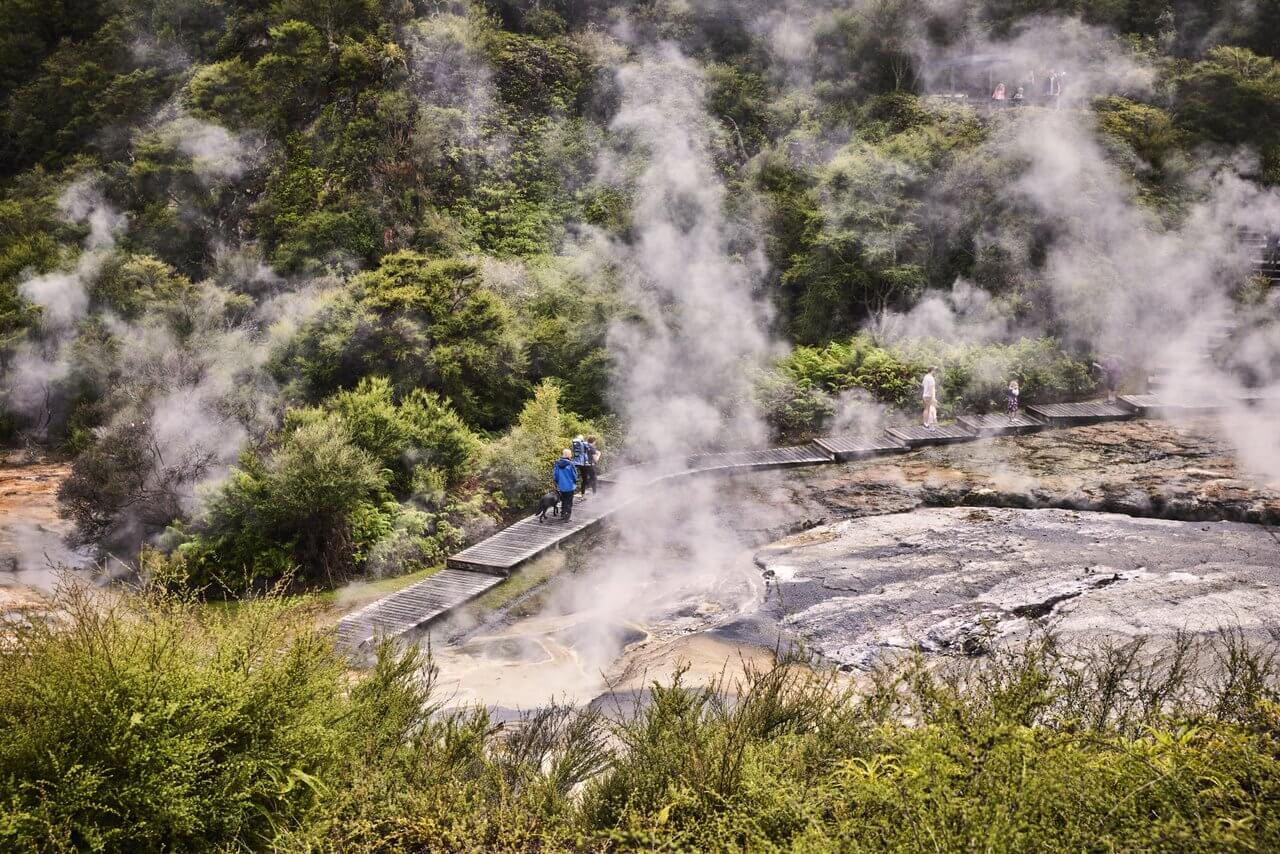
top-left (1117, 394), bottom-right (1226, 417)
top-left (812, 433), bottom-right (908, 462)
top-left (956, 413), bottom-right (1048, 436)
top-left (885, 423), bottom-right (977, 447)
top-left (335, 569), bottom-right (504, 653)
top-left (1026, 402), bottom-right (1132, 425)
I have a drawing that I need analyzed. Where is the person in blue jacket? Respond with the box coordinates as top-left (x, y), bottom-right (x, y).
top-left (553, 449), bottom-right (578, 522)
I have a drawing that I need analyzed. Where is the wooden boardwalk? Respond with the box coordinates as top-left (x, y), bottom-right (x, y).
top-left (1026, 402), bottom-right (1131, 426)
top-left (886, 423), bottom-right (977, 447)
top-left (337, 399), bottom-right (1209, 655)
top-left (447, 490), bottom-right (634, 574)
top-left (1118, 394), bottom-right (1226, 417)
top-left (603, 445), bottom-right (834, 485)
top-left (957, 413), bottom-right (1048, 436)
top-left (337, 443), bottom-right (837, 652)
top-left (337, 569), bottom-right (504, 653)
top-left (813, 433), bottom-right (907, 462)
top-left (686, 445), bottom-right (835, 471)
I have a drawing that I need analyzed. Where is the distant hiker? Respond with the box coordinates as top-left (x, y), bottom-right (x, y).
top-left (991, 83), bottom-right (1007, 107)
top-left (554, 449), bottom-right (578, 522)
top-left (1012, 86), bottom-right (1025, 107)
top-left (1092, 357), bottom-right (1120, 403)
top-left (571, 434), bottom-right (590, 496)
top-left (1044, 70), bottom-right (1056, 97)
top-left (922, 367), bottom-right (939, 428)
top-left (1006, 380), bottom-right (1021, 421)
top-left (582, 435), bottom-right (600, 494)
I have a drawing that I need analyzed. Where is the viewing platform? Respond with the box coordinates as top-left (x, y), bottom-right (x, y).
top-left (1026, 402), bottom-right (1131, 426)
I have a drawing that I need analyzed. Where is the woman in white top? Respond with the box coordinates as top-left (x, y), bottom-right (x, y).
top-left (922, 367), bottom-right (938, 427)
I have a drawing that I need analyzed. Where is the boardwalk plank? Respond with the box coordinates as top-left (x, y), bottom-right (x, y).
top-left (812, 434), bottom-right (907, 462)
top-left (957, 413), bottom-right (1048, 436)
top-left (885, 424), bottom-right (977, 448)
top-left (1027, 402), bottom-right (1131, 425)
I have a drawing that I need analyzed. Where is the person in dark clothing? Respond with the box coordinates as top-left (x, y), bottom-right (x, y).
top-left (571, 435), bottom-right (590, 496)
top-left (581, 435), bottom-right (600, 494)
top-left (553, 450), bottom-right (577, 522)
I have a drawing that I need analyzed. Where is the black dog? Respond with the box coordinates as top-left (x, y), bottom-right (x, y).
top-left (536, 491), bottom-right (561, 521)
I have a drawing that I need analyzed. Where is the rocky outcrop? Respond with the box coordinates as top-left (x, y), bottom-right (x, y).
top-left (745, 419), bottom-right (1280, 670)
top-left (755, 506), bottom-right (1280, 670)
top-left (793, 418), bottom-right (1280, 525)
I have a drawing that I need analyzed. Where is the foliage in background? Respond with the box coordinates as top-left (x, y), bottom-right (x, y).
top-left (760, 335), bottom-right (1096, 436)
top-left (278, 251), bottom-right (527, 429)
top-left (0, 0), bottom-right (1276, 586)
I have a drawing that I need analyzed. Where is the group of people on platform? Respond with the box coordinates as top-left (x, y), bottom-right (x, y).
top-left (990, 69), bottom-right (1067, 108)
top-left (549, 435), bottom-right (600, 523)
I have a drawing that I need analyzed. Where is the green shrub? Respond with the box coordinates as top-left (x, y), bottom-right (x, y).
top-left (174, 416), bottom-right (391, 591)
top-left (4, 589), bottom-right (1279, 852)
top-left (481, 380), bottom-right (600, 509)
top-left (287, 376), bottom-right (481, 494)
top-left (278, 251), bottom-right (527, 429)
top-left (0, 587), bottom-right (346, 851)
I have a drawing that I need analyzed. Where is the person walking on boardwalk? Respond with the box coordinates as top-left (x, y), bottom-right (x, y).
top-left (922, 367), bottom-right (939, 428)
top-left (571, 435), bottom-right (590, 496)
top-left (582, 435), bottom-right (600, 495)
top-left (1092, 356), bottom-right (1120, 404)
top-left (554, 449), bottom-right (578, 522)
top-left (1006, 380), bottom-right (1021, 421)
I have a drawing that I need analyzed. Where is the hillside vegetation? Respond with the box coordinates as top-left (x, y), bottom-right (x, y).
top-left (0, 0), bottom-right (1277, 588)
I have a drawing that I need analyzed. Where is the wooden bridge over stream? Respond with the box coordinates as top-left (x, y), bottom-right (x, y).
top-left (334, 394), bottom-right (1255, 655)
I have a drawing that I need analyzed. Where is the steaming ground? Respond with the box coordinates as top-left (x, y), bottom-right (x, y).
top-left (0, 452), bottom-right (89, 612)
top-left (424, 417), bottom-right (1280, 712)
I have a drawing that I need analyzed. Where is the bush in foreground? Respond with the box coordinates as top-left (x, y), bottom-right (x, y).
top-left (2, 586), bottom-right (1278, 852)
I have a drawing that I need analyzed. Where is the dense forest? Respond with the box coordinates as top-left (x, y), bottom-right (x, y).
top-left (4, 2), bottom-right (1280, 851)
top-left (1, 0), bottom-right (1278, 591)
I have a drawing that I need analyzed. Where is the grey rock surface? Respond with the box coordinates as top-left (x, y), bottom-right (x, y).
top-left (755, 506), bottom-right (1280, 669)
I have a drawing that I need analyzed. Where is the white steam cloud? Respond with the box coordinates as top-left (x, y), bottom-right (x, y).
top-left (600, 45), bottom-right (777, 460)
top-left (6, 179), bottom-right (127, 431)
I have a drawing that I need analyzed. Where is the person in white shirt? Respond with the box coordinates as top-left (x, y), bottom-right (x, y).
top-left (922, 367), bottom-right (939, 427)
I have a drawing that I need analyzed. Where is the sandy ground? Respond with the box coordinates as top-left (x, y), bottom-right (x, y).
top-left (0, 452), bottom-right (74, 612)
